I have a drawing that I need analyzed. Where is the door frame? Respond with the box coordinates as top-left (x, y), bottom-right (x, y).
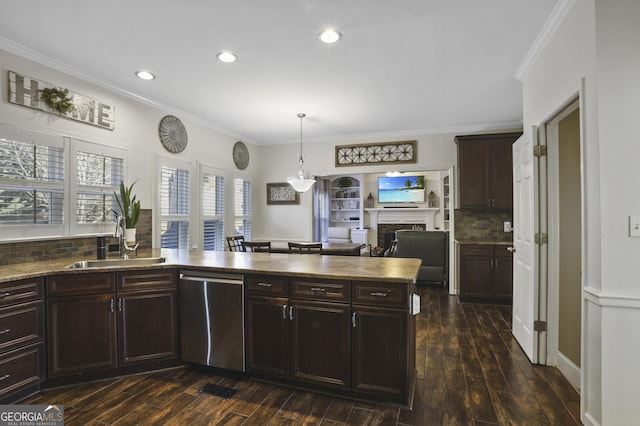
top-left (543, 95), bottom-right (583, 391)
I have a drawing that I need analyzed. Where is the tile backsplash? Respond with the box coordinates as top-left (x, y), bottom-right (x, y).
top-left (454, 209), bottom-right (513, 242)
top-left (0, 209), bottom-right (152, 266)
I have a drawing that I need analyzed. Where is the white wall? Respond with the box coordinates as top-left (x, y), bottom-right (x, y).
top-left (521, 0), bottom-right (640, 424)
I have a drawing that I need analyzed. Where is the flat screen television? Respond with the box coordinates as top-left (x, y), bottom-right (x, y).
top-left (378, 175), bottom-right (425, 204)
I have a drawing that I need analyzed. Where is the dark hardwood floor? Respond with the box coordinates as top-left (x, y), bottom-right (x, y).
top-left (24, 286), bottom-right (581, 425)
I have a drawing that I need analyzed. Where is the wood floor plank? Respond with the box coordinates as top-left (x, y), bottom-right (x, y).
top-left (466, 375), bottom-right (499, 424)
top-left (277, 390), bottom-right (332, 423)
top-left (324, 397), bottom-right (355, 423)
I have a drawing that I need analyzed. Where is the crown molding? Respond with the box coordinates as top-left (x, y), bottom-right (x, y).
top-left (515, 0), bottom-right (576, 82)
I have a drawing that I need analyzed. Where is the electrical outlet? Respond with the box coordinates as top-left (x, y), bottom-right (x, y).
top-left (108, 243), bottom-right (120, 252)
top-left (630, 216), bottom-right (640, 237)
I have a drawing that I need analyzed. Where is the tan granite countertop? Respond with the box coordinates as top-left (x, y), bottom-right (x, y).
top-left (0, 248), bottom-right (421, 284)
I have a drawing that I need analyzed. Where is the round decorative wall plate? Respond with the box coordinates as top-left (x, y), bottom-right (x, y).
top-left (158, 115), bottom-right (188, 153)
top-left (233, 141), bottom-right (249, 170)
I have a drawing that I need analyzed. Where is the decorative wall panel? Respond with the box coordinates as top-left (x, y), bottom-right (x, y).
top-left (335, 141), bottom-right (416, 167)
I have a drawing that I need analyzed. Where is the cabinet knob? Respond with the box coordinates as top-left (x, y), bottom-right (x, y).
top-left (289, 306), bottom-right (294, 321)
top-left (0, 328), bottom-right (10, 335)
top-left (0, 292), bottom-right (10, 299)
top-left (258, 282), bottom-right (272, 288)
top-left (0, 374), bottom-right (10, 381)
top-left (282, 305), bottom-right (287, 320)
top-left (507, 247), bottom-right (516, 253)
top-left (352, 312), bottom-right (357, 328)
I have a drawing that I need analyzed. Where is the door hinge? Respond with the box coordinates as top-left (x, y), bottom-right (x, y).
top-left (534, 232), bottom-right (548, 244)
top-left (533, 145), bottom-right (547, 157)
top-left (534, 320), bottom-right (547, 332)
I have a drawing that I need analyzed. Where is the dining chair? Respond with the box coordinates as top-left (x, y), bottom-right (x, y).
top-left (288, 242), bottom-right (323, 254)
top-left (241, 241), bottom-right (271, 253)
top-left (226, 235), bottom-right (245, 252)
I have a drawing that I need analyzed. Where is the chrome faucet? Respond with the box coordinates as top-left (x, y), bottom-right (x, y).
top-left (114, 216), bottom-right (138, 259)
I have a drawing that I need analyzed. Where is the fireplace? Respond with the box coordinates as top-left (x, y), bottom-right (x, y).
top-left (365, 207), bottom-right (439, 248)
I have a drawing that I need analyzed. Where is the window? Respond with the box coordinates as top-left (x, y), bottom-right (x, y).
top-left (234, 175), bottom-right (252, 240)
top-left (0, 125), bottom-right (65, 239)
top-left (159, 162), bottom-right (191, 249)
top-left (200, 166), bottom-right (225, 251)
top-left (70, 140), bottom-right (126, 235)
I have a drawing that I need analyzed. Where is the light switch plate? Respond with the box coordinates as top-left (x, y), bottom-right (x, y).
top-left (630, 216), bottom-right (640, 237)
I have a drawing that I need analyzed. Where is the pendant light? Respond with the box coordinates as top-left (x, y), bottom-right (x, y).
top-left (287, 113), bottom-right (316, 192)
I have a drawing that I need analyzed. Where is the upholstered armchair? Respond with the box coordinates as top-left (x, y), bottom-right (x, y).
top-left (327, 227), bottom-right (351, 243)
top-left (395, 230), bottom-right (449, 286)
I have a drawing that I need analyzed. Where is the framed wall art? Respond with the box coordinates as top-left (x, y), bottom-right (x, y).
top-left (267, 182), bottom-right (300, 205)
top-left (335, 140), bottom-right (417, 166)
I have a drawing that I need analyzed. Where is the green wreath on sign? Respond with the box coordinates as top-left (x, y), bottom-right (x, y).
top-left (39, 87), bottom-right (76, 115)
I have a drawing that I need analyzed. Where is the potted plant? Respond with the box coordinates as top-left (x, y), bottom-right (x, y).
top-left (113, 180), bottom-right (141, 245)
top-left (337, 176), bottom-right (352, 198)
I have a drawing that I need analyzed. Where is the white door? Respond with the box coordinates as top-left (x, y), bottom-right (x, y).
top-left (512, 129), bottom-right (540, 362)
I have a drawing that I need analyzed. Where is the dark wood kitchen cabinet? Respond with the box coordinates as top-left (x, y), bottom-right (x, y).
top-left (456, 132), bottom-right (521, 209)
top-left (0, 277), bottom-right (46, 402)
top-left (245, 274), bottom-right (415, 405)
top-left (47, 269), bottom-right (177, 378)
top-left (245, 275), bottom-right (350, 389)
top-left (351, 281), bottom-right (409, 398)
top-left (459, 244), bottom-right (513, 303)
top-left (116, 269), bottom-right (178, 366)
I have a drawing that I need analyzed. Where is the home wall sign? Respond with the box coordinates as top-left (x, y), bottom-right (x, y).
top-left (335, 140), bottom-right (417, 167)
top-left (8, 71), bottom-right (115, 130)
top-left (267, 182), bottom-right (300, 205)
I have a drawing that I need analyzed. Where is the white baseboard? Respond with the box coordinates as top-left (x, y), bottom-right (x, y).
top-left (557, 351), bottom-right (581, 391)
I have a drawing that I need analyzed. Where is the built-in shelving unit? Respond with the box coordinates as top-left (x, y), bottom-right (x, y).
top-left (442, 173), bottom-right (450, 230)
top-left (330, 175), bottom-right (363, 230)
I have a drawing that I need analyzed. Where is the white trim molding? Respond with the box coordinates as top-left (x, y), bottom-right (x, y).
top-left (515, 0), bottom-right (576, 81)
top-left (584, 286), bottom-right (640, 309)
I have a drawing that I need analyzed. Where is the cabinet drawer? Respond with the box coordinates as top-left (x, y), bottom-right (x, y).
top-left (0, 278), bottom-right (44, 307)
top-left (291, 278), bottom-right (349, 302)
top-left (0, 343), bottom-right (45, 400)
top-left (352, 281), bottom-right (407, 308)
top-left (0, 301), bottom-right (45, 353)
top-left (246, 275), bottom-right (289, 296)
top-left (460, 245), bottom-right (493, 257)
top-left (117, 269), bottom-right (177, 292)
top-left (47, 272), bottom-right (115, 296)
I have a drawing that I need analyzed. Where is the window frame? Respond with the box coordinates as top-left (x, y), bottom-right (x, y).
top-left (154, 156), bottom-right (194, 249)
top-left (69, 138), bottom-right (127, 236)
top-left (198, 164), bottom-right (226, 251)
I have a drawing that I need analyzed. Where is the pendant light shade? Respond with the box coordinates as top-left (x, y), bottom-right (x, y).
top-left (287, 113), bottom-right (316, 192)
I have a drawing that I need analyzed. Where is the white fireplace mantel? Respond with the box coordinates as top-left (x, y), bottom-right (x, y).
top-left (365, 207), bottom-right (439, 228)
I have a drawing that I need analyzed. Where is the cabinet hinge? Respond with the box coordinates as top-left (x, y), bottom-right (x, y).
top-left (533, 145), bottom-right (547, 157)
top-left (534, 233), bottom-right (548, 244)
top-left (534, 320), bottom-right (547, 332)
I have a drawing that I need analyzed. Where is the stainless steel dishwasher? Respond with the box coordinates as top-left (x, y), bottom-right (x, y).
top-left (179, 271), bottom-right (245, 372)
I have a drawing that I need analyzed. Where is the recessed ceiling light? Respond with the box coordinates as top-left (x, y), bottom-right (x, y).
top-left (319, 29), bottom-right (341, 44)
top-left (135, 70), bottom-right (155, 80)
top-left (217, 51), bottom-right (237, 63)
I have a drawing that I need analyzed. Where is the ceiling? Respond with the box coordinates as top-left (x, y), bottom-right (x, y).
top-left (0, 0), bottom-right (558, 145)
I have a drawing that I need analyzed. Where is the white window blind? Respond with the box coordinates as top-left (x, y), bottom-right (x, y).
top-left (0, 125), bottom-right (64, 235)
top-left (160, 164), bottom-right (190, 249)
top-left (201, 167), bottom-right (224, 251)
top-left (75, 150), bottom-right (124, 224)
top-left (234, 176), bottom-right (252, 240)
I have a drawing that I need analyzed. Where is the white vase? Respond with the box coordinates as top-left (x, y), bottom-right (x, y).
top-left (124, 228), bottom-right (137, 246)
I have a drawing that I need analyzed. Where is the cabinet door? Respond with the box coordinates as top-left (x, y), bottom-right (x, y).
top-left (118, 291), bottom-right (178, 366)
top-left (290, 300), bottom-right (350, 389)
top-left (458, 140), bottom-right (491, 208)
top-left (47, 294), bottom-right (117, 377)
top-left (459, 249), bottom-right (494, 299)
top-left (494, 247), bottom-right (514, 301)
top-left (352, 306), bottom-right (407, 399)
top-left (491, 140), bottom-right (515, 209)
top-left (245, 297), bottom-right (289, 378)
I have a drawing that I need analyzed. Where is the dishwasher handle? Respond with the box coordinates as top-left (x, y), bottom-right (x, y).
top-left (179, 275), bottom-right (243, 285)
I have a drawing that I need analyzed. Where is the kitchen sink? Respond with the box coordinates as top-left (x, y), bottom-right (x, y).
top-left (65, 257), bottom-right (166, 269)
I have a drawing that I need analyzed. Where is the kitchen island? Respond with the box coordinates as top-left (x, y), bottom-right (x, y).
top-left (0, 249), bottom-right (421, 406)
